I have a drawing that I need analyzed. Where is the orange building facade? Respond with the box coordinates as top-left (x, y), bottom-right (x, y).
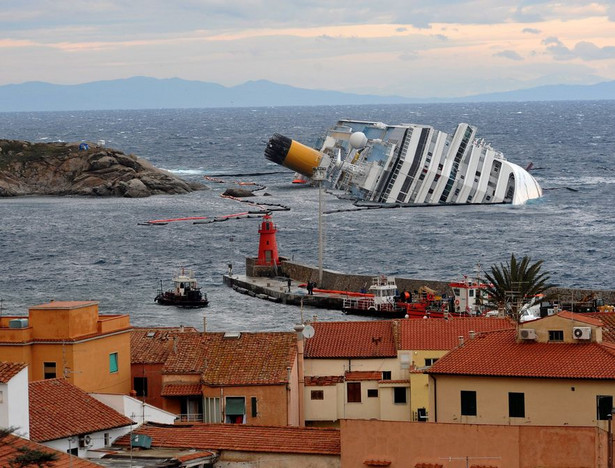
top-left (0, 301), bottom-right (131, 394)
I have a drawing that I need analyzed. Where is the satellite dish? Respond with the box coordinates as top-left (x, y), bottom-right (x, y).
top-left (302, 324), bottom-right (315, 339)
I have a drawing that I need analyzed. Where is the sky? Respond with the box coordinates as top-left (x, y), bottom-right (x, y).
top-left (2, 1), bottom-right (615, 98)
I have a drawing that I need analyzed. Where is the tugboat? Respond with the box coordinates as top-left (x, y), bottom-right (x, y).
top-left (155, 268), bottom-right (209, 308)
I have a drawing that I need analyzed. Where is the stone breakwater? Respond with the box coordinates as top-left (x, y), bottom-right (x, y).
top-left (0, 139), bottom-right (206, 197)
top-left (279, 260), bottom-right (615, 305)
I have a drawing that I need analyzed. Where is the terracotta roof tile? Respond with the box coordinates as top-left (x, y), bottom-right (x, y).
top-left (161, 383), bottom-right (202, 396)
top-left (556, 310), bottom-right (604, 326)
top-left (29, 379), bottom-right (133, 442)
top-left (305, 376), bottom-right (344, 386)
top-left (201, 332), bottom-right (297, 385)
top-left (116, 423), bottom-right (340, 455)
top-left (0, 361), bottom-right (26, 383)
top-left (131, 328), bottom-right (199, 365)
top-left (584, 312), bottom-right (615, 342)
top-left (345, 371), bottom-right (382, 381)
top-left (163, 332), bottom-right (209, 374)
top-left (400, 317), bottom-right (514, 350)
top-left (0, 433), bottom-right (99, 467)
top-left (427, 329), bottom-right (615, 379)
top-left (305, 321), bottom-right (397, 358)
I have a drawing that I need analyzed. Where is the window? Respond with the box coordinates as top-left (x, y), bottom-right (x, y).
top-left (509, 392), bottom-right (525, 418)
top-left (597, 395), bottom-right (614, 420)
top-left (109, 352), bottom-right (118, 373)
top-left (382, 371), bottom-right (392, 380)
top-left (134, 377), bottom-right (147, 397)
top-left (43, 362), bottom-right (56, 379)
top-left (225, 397), bottom-right (245, 424)
top-left (311, 390), bottom-right (324, 400)
top-left (347, 382), bottom-right (361, 403)
top-left (461, 390), bottom-right (477, 416)
top-left (394, 387), bottom-right (407, 404)
top-left (367, 389), bottom-right (379, 398)
top-left (424, 358), bottom-right (439, 367)
top-left (549, 330), bottom-right (564, 342)
top-left (251, 397), bottom-right (258, 418)
top-left (104, 433), bottom-right (110, 447)
top-left (204, 397), bottom-right (221, 423)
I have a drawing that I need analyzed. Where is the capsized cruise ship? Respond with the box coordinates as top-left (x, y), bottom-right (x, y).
top-left (265, 120), bottom-right (542, 205)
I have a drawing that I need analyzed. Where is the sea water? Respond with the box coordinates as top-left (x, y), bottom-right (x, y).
top-left (0, 101), bottom-right (614, 332)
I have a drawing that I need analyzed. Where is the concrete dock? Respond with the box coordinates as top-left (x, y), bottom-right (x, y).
top-left (223, 274), bottom-right (345, 310)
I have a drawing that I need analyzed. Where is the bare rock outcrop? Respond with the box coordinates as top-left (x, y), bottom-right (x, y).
top-left (0, 140), bottom-right (206, 197)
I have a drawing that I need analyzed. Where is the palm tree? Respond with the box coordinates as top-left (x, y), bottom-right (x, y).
top-left (483, 254), bottom-right (555, 322)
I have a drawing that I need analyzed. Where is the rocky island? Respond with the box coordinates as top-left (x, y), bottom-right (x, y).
top-left (0, 139), bottom-right (206, 197)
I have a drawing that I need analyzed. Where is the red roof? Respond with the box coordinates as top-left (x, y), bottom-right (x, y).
top-left (399, 317), bottom-right (514, 350)
top-left (161, 383), bottom-right (202, 396)
top-left (29, 379), bottom-right (133, 442)
top-left (201, 332), bottom-right (297, 385)
top-left (133, 330), bottom-right (297, 386)
top-left (584, 312), bottom-right (615, 342)
top-left (163, 332), bottom-right (208, 374)
top-left (0, 433), bottom-right (99, 467)
top-left (556, 310), bottom-right (604, 326)
top-left (305, 321), bottom-right (397, 358)
top-left (116, 423), bottom-right (340, 455)
top-left (427, 329), bottom-right (615, 379)
top-left (0, 361), bottom-right (26, 384)
top-left (345, 371), bottom-right (382, 381)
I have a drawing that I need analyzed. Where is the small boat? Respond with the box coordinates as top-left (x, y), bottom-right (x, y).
top-left (342, 275), bottom-right (491, 319)
top-left (155, 268), bottom-right (209, 308)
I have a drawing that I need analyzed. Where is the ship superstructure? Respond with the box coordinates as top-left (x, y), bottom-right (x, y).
top-left (265, 120), bottom-right (542, 205)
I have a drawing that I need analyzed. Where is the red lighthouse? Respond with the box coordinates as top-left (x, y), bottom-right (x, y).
top-left (256, 213), bottom-right (280, 266)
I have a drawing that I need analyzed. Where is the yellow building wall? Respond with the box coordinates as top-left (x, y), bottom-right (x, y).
top-left (407, 349), bottom-right (449, 419)
top-left (0, 302), bottom-right (131, 394)
top-left (378, 384), bottom-right (411, 421)
top-left (29, 302), bottom-right (100, 340)
top-left (431, 374), bottom-right (615, 428)
top-left (305, 386), bottom-right (339, 422)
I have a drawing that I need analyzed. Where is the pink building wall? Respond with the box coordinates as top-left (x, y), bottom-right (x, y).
top-left (341, 419), bottom-right (607, 467)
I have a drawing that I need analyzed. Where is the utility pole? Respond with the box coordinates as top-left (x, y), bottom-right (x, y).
top-left (312, 166), bottom-right (326, 287)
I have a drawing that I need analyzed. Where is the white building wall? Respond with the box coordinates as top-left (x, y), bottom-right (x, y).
top-left (0, 367), bottom-right (29, 439)
top-left (41, 426), bottom-right (132, 459)
top-left (90, 393), bottom-right (176, 425)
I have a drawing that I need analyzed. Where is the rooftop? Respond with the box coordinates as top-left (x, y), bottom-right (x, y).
top-left (427, 328), bottom-right (615, 379)
top-left (0, 361), bottom-right (26, 384)
top-left (0, 432), bottom-right (99, 467)
top-left (399, 317), bottom-right (514, 350)
top-left (305, 321), bottom-right (397, 358)
top-left (29, 378), bottom-right (134, 442)
top-left (116, 423), bottom-right (340, 455)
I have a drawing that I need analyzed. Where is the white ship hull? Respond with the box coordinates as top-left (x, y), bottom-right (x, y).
top-left (265, 120), bottom-right (542, 205)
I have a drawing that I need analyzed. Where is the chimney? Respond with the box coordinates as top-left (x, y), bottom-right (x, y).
top-left (458, 335), bottom-right (464, 346)
top-left (469, 330), bottom-right (475, 339)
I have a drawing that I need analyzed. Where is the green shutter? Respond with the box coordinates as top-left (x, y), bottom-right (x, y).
top-left (109, 353), bottom-right (118, 373)
top-left (226, 397), bottom-right (245, 416)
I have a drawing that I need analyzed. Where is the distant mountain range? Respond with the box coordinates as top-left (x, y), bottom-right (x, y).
top-left (1, 76), bottom-right (614, 112)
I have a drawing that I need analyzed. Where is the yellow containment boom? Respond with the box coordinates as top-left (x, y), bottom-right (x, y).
top-left (264, 133), bottom-right (324, 178)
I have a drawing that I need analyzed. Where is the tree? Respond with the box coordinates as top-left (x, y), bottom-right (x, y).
top-left (0, 428), bottom-right (59, 468)
top-left (483, 254), bottom-right (555, 322)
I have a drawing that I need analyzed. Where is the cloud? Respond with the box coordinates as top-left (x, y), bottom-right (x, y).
top-left (522, 27), bottom-right (541, 34)
top-left (544, 37), bottom-right (615, 61)
top-left (573, 41), bottom-right (615, 60)
top-left (494, 50), bottom-right (523, 61)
